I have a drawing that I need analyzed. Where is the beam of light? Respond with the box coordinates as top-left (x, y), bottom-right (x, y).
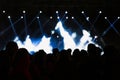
top-left (55, 21), bottom-right (76, 51)
top-left (14, 21), bottom-right (101, 54)
top-left (8, 18), bottom-right (18, 36)
top-left (102, 18), bottom-right (120, 36)
top-left (0, 17), bottom-right (22, 36)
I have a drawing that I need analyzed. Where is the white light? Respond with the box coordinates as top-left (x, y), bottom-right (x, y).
top-left (81, 11), bottom-right (84, 14)
top-left (118, 17), bottom-right (120, 19)
top-left (21, 16), bottom-right (23, 19)
top-left (86, 17), bottom-right (89, 21)
top-left (57, 36), bottom-right (59, 38)
top-left (51, 30), bottom-right (55, 34)
top-left (72, 16), bottom-right (74, 19)
top-left (95, 36), bottom-right (98, 38)
top-left (8, 16), bottom-right (11, 18)
top-left (3, 10), bottom-right (5, 13)
top-left (50, 16), bottom-right (53, 19)
top-left (23, 10), bottom-right (26, 13)
top-left (57, 16), bottom-right (60, 19)
top-left (66, 16), bottom-right (68, 19)
top-left (37, 16), bottom-right (39, 19)
top-left (105, 17), bottom-right (107, 19)
top-left (65, 11), bottom-right (68, 14)
top-left (56, 11), bottom-right (58, 14)
top-left (40, 11), bottom-right (42, 13)
top-left (99, 11), bottom-right (102, 14)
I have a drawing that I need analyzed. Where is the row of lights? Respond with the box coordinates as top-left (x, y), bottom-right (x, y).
top-left (4, 10), bottom-right (119, 19)
top-left (3, 10), bottom-right (102, 14)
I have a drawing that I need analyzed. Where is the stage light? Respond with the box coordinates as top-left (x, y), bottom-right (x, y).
top-left (118, 17), bottom-right (120, 19)
top-left (105, 17), bottom-right (107, 19)
top-left (66, 16), bottom-right (68, 19)
top-left (57, 16), bottom-right (60, 19)
top-left (39, 11), bottom-right (42, 13)
top-left (99, 11), bottom-right (102, 14)
top-left (81, 11), bottom-right (84, 14)
top-left (95, 36), bottom-right (98, 39)
top-left (21, 16), bottom-right (23, 19)
top-left (71, 16), bottom-right (74, 19)
top-left (3, 10), bottom-right (5, 13)
top-left (65, 11), bottom-right (68, 14)
top-left (51, 30), bottom-right (55, 34)
top-left (8, 16), bottom-right (11, 19)
top-left (23, 10), bottom-right (26, 13)
top-left (56, 11), bottom-right (58, 14)
top-left (37, 16), bottom-right (39, 19)
top-left (57, 35), bottom-right (59, 38)
top-left (50, 16), bottom-right (53, 19)
top-left (86, 17), bottom-right (89, 21)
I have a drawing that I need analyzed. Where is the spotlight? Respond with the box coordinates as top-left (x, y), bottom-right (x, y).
top-left (37, 16), bottom-right (39, 19)
top-left (71, 16), bottom-right (74, 19)
top-left (51, 30), bottom-right (55, 34)
top-left (104, 17), bottom-right (107, 19)
top-left (65, 11), bottom-right (68, 14)
top-left (56, 11), bottom-right (58, 14)
top-left (86, 17), bottom-right (89, 21)
top-left (81, 11), bottom-right (84, 14)
top-left (57, 35), bottom-right (59, 38)
top-left (95, 36), bottom-right (98, 39)
top-left (118, 17), bottom-right (120, 19)
top-left (57, 16), bottom-right (60, 19)
top-left (40, 11), bottom-right (42, 13)
top-left (66, 16), bottom-right (68, 19)
top-left (8, 16), bottom-right (11, 19)
top-left (23, 10), bottom-right (26, 13)
top-left (3, 10), bottom-right (5, 13)
top-left (50, 16), bottom-right (53, 19)
top-left (21, 16), bottom-right (23, 19)
top-left (99, 11), bottom-right (102, 14)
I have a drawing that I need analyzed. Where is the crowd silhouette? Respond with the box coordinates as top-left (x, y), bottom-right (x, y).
top-left (0, 41), bottom-right (120, 80)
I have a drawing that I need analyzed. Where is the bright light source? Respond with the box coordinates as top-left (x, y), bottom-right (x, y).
top-left (81, 11), bottom-right (84, 14)
top-left (99, 11), bottom-right (102, 14)
top-left (8, 16), bottom-right (11, 19)
top-left (21, 16), bottom-right (23, 19)
top-left (72, 16), bottom-right (74, 19)
top-left (57, 16), bottom-right (60, 19)
top-left (56, 11), bottom-right (58, 14)
top-left (23, 10), bottom-right (26, 13)
top-left (51, 30), bottom-right (55, 34)
top-left (40, 11), bottom-right (42, 13)
top-left (66, 16), bottom-right (68, 19)
top-left (118, 17), bottom-right (120, 19)
top-left (3, 10), bottom-right (5, 13)
top-left (95, 36), bottom-right (98, 39)
top-left (65, 11), bottom-right (68, 14)
top-left (86, 17), bottom-right (89, 21)
top-left (50, 16), bottom-right (53, 19)
top-left (37, 16), bottom-right (39, 19)
top-left (57, 35), bottom-right (59, 38)
top-left (104, 17), bottom-right (107, 19)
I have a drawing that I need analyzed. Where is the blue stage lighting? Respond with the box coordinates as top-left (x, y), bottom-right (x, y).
top-left (57, 16), bottom-right (60, 19)
top-left (86, 17), bottom-right (89, 21)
